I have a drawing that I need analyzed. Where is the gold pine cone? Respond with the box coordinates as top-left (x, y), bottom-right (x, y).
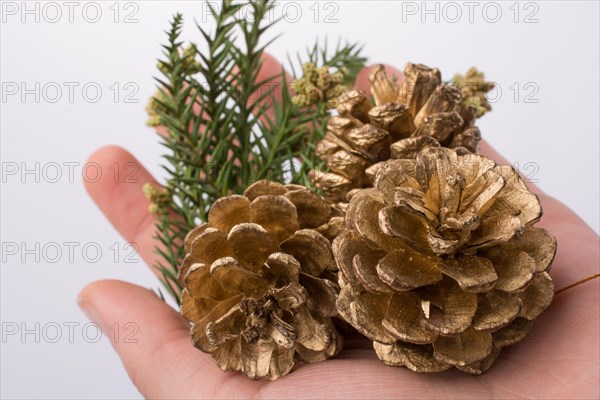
top-left (179, 180), bottom-right (343, 380)
top-left (334, 147), bottom-right (556, 374)
top-left (310, 63), bottom-right (484, 202)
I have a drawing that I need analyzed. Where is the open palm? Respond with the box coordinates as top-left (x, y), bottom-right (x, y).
top-left (80, 56), bottom-right (600, 399)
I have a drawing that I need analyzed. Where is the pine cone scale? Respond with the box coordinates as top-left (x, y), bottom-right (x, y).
top-left (471, 290), bottom-right (522, 331)
top-left (374, 341), bottom-right (452, 372)
top-left (208, 195), bottom-right (252, 233)
top-left (438, 256), bottom-right (498, 293)
top-left (376, 248), bottom-right (443, 290)
top-left (382, 293), bottom-right (438, 344)
top-left (432, 327), bottom-right (493, 366)
top-left (352, 251), bottom-right (394, 294)
top-left (185, 264), bottom-right (236, 301)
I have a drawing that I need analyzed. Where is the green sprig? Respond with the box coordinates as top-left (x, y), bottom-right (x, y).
top-left (146, 1), bottom-right (366, 302)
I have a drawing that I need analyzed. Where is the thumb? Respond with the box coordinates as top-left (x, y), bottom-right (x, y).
top-left (77, 280), bottom-right (221, 398)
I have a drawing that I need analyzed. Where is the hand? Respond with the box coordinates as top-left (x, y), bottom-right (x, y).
top-left (80, 56), bottom-right (600, 399)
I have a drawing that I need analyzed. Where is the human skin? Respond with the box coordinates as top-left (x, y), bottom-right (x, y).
top-left (80, 55), bottom-right (600, 399)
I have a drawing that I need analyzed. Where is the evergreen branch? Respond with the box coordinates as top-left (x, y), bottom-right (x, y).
top-left (146, 2), bottom-right (368, 302)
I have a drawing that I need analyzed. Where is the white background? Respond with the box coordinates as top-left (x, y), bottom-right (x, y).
top-left (1, 1), bottom-right (598, 398)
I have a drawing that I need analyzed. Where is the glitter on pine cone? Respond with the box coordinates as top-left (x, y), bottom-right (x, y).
top-left (333, 147), bottom-right (556, 374)
top-left (179, 180), bottom-right (343, 380)
top-left (310, 63), bottom-right (493, 202)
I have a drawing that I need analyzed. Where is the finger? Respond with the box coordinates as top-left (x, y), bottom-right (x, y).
top-left (78, 280), bottom-right (234, 399)
top-left (84, 145), bottom-right (159, 267)
top-left (355, 64), bottom-right (404, 96)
